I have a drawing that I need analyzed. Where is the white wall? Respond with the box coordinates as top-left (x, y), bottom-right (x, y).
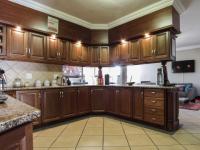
top-left (127, 48), bottom-right (200, 95)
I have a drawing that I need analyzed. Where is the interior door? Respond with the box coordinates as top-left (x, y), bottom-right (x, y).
top-left (29, 32), bottom-right (46, 61)
top-left (7, 27), bottom-right (28, 59)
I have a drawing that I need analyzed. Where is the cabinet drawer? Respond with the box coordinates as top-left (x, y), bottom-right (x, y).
top-left (144, 97), bottom-right (164, 108)
top-left (144, 114), bottom-right (164, 125)
top-left (144, 89), bottom-right (164, 98)
top-left (144, 106), bottom-right (164, 116)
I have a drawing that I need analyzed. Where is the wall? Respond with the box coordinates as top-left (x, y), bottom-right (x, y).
top-left (127, 48), bottom-right (200, 95)
top-left (0, 60), bottom-right (62, 87)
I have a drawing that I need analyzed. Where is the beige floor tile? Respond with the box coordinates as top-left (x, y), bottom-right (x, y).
top-left (193, 133), bottom-right (200, 140)
top-left (61, 127), bottom-right (83, 136)
top-left (104, 135), bottom-right (128, 146)
top-left (127, 134), bottom-right (154, 146)
top-left (78, 136), bottom-right (103, 147)
top-left (86, 120), bottom-right (103, 128)
top-left (34, 148), bottom-right (48, 150)
top-left (123, 125), bottom-right (145, 135)
top-left (76, 147), bottom-right (102, 150)
top-left (144, 128), bottom-right (170, 135)
top-left (104, 127), bottom-right (124, 135)
top-left (51, 136), bottom-right (80, 148)
top-left (157, 145), bottom-right (185, 150)
top-left (183, 144), bottom-right (200, 150)
top-left (49, 148), bottom-right (75, 150)
top-left (36, 128), bottom-right (63, 137)
top-left (33, 137), bottom-right (56, 148)
top-left (186, 127), bottom-right (200, 134)
top-left (172, 133), bottom-right (200, 144)
top-left (83, 127), bottom-right (103, 135)
top-left (149, 134), bottom-right (178, 145)
top-left (104, 147), bottom-right (130, 150)
top-left (104, 120), bottom-right (122, 128)
top-left (130, 146), bottom-right (157, 150)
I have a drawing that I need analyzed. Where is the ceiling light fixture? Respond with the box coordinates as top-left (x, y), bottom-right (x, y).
top-left (50, 34), bottom-right (56, 40)
top-left (121, 39), bottom-right (127, 44)
top-left (76, 41), bottom-right (82, 47)
top-left (15, 26), bottom-right (22, 31)
top-left (144, 33), bottom-right (150, 38)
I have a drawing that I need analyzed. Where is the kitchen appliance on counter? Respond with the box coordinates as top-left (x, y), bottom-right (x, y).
top-left (157, 68), bottom-right (164, 85)
top-left (44, 80), bottom-right (50, 87)
top-left (13, 77), bottom-right (23, 88)
top-left (35, 80), bottom-right (42, 87)
top-left (0, 68), bottom-right (7, 103)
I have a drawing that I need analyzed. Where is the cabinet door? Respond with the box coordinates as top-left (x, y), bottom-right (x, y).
top-left (119, 43), bottom-right (129, 62)
top-left (110, 44), bottom-right (120, 64)
top-left (29, 32), bottom-right (46, 61)
top-left (77, 87), bottom-right (91, 114)
top-left (0, 24), bottom-right (6, 56)
top-left (81, 45), bottom-right (89, 64)
top-left (128, 39), bottom-right (140, 62)
top-left (61, 88), bottom-right (77, 118)
top-left (7, 27), bottom-right (28, 59)
top-left (47, 37), bottom-right (58, 61)
top-left (58, 39), bottom-right (69, 62)
top-left (154, 32), bottom-right (169, 59)
top-left (119, 88), bottom-right (132, 118)
top-left (91, 88), bottom-right (105, 112)
top-left (16, 90), bottom-right (41, 125)
top-left (106, 88), bottom-right (119, 114)
top-left (133, 88), bottom-right (144, 120)
top-left (100, 46), bottom-right (109, 65)
top-left (42, 89), bottom-right (61, 123)
top-left (70, 43), bottom-right (81, 64)
top-left (90, 46), bottom-right (100, 65)
top-left (140, 36), bottom-right (154, 61)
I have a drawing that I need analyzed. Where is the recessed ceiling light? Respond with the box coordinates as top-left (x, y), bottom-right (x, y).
top-left (121, 39), bottom-right (127, 44)
top-left (15, 26), bottom-right (22, 31)
top-left (144, 33), bottom-right (150, 38)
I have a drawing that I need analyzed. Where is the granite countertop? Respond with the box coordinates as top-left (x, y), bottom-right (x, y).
top-left (2, 84), bottom-right (177, 91)
top-left (0, 95), bottom-right (40, 133)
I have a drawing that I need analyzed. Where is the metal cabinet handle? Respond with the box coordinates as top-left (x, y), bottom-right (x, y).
top-left (151, 91), bottom-right (156, 94)
top-left (151, 109), bottom-right (156, 112)
top-left (28, 48), bottom-right (31, 54)
top-left (26, 48), bottom-right (28, 54)
top-left (151, 100), bottom-right (156, 103)
top-left (152, 117), bottom-right (156, 121)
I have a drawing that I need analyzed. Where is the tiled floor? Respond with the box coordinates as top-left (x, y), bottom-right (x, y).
top-left (33, 109), bottom-right (200, 150)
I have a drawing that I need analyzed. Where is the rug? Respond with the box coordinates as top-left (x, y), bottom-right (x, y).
top-left (180, 99), bottom-right (200, 111)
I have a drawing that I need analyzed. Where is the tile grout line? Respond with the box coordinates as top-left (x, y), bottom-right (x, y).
top-left (102, 116), bottom-right (105, 150)
top-left (75, 118), bottom-right (89, 150)
top-left (141, 127), bottom-right (159, 150)
top-left (120, 121), bottom-right (132, 150)
top-left (47, 123), bottom-right (70, 149)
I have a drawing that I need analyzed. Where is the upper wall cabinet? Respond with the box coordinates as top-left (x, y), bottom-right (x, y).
top-left (0, 24), bottom-right (7, 56)
top-left (70, 43), bottom-right (89, 65)
top-left (141, 31), bottom-right (175, 62)
top-left (7, 27), bottom-right (47, 61)
top-left (90, 46), bottom-right (109, 66)
top-left (47, 37), bottom-right (70, 63)
top-left (128, 39), bottom-right (140, 63)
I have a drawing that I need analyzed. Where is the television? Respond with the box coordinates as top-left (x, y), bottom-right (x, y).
top-left (172, 60), bottom-right (195, 73)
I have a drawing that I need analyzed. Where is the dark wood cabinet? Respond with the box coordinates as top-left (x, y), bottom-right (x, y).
top-left (110, 45), bottom-right (120, 64)
top-left (128, 39), bottom-right (140, 62)
top-left (29, 32), bottom-right (46, 61)
top-left (58, 39), bottom-right (70, 62)
top-left (16, 90), bottom-right (41, 125)
top-left (42, 89), bottom-right (61, 123)
top-left (7, 27), bottom-right (28, 59)
top-left (100, 46), bottom-right (109, 65)
top-left (0, 24), bottom-right (6, 56)
top-left (133, 88), bottom-right (144, 120)
top-left (118, 88), bottom-right (132, 118)
top-left (61, 88), bottom-right (77, 118)
top-left (77, 87), bottom-right (91, 114)
top-left (81, 45), bottom-right (89, 64)
top-left (90, 46), bottom-right (100, 66)
top-left (140, 36), bottom-right (154, 61)
top-left (119, 43), bottom-right (129, 63)
top-left (47, 37), bottom-right (58, 61)
top-left (91, 88), bottom-right (105, 112)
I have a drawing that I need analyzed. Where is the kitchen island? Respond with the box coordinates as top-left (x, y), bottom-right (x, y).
top-left (0, 95), bottom-right (40, 150)
top-left (4, 85), bottom-right (179, 131)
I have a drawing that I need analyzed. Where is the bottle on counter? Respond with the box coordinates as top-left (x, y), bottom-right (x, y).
top-left (97, 66), bottom-right (104, 85)
top-left (157, 68), bottom-right (164, 86)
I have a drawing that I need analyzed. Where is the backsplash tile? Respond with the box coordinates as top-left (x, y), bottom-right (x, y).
top-left (0, 60), bottom-right (62, 87)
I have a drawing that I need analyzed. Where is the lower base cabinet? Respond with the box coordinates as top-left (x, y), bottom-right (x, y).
top-left (61, 88), bottom-right (77, 118)
top-left (133, 88), bottom-right (144, 120)
top-left (16, 90), bottom-right (41, 125)
top-left (42, 89), bottom-right (61, 123)
top-left (91, 88), bottom-right (106, 112)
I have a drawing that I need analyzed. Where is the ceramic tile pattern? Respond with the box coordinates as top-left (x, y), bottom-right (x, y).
top-left (33, 109), bottom-right (200, 150)
top-left (0, 60), bottom-right (62, 87)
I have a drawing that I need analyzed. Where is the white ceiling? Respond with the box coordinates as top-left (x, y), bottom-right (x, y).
top-left (32, 0), bottom-right (159, 24)
top-left (10, 0), bottom-right (200, 50)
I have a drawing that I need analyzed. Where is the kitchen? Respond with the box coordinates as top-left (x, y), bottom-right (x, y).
top-left (1, 0), bottom-right (199, 150)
